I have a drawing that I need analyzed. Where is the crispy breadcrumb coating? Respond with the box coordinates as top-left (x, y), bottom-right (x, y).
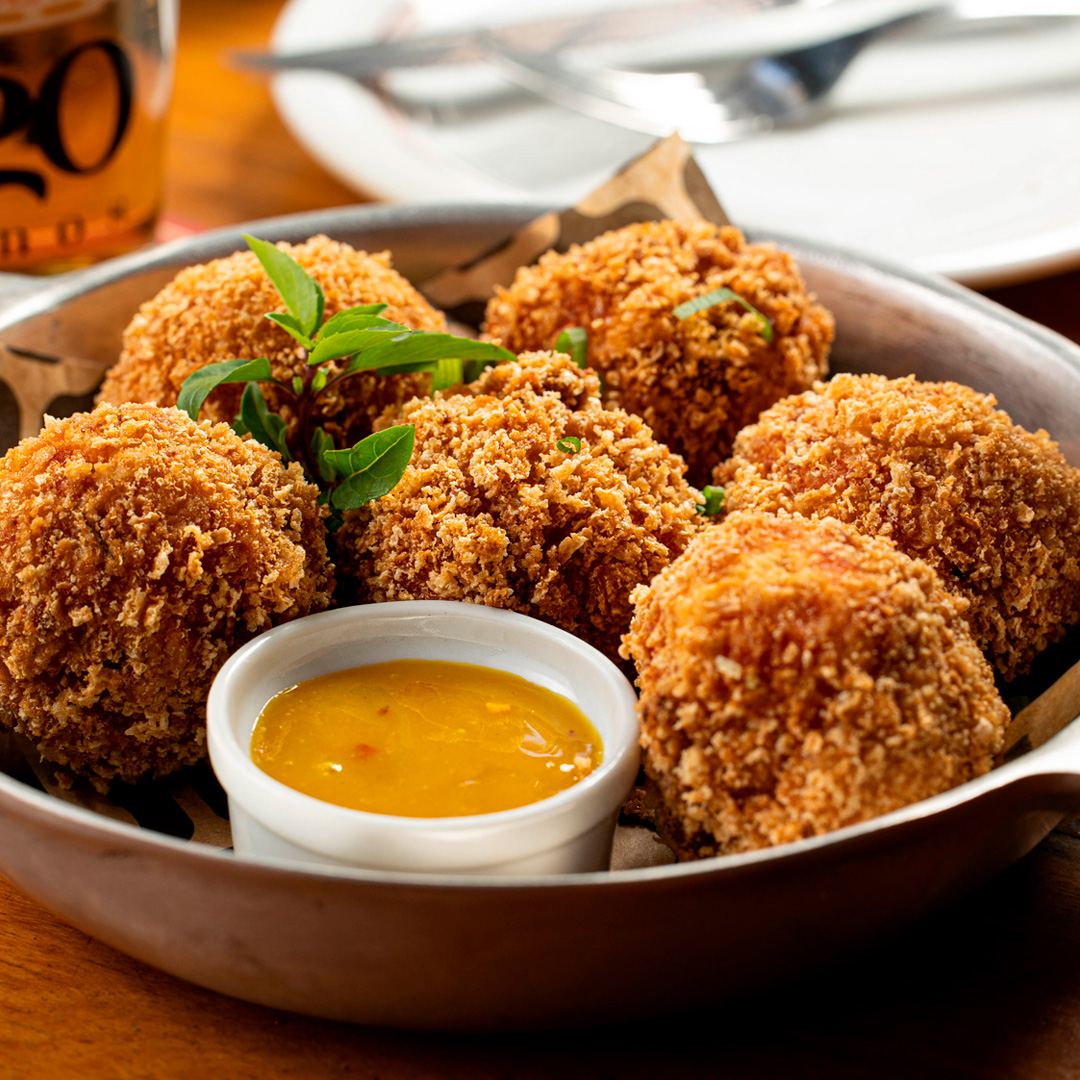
top-left (717, 373), bottom-right (1080, 681)
top-left (481, 221), bottom-right (834, 485)
top-left (0, 403), bottom-right (334, 790)
top-left (98, 235), bottom-right (446, 446)
top-left (621, 511), bottom-right (1009, 858)
top-left (336, 351), bottom-right (701, 664)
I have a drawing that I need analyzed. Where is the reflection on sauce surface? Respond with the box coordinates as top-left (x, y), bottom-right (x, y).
top-left (251, 659), bottom-right (602, 818)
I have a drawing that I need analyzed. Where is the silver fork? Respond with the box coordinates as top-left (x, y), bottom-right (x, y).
top-left (478, 1), bottom-right (1080, 142)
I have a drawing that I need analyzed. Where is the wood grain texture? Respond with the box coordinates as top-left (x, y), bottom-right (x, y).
top-left (6, 834), bottom-right (1080, 1079)
top-left (3, 0), bottom-right (1080, 1074)
top-left (985, 269), bottom-right (1080, 349)
top-left (162, 0), bottom-right (362, 231)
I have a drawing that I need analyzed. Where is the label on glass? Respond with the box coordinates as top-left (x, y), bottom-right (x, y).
top-left (0, 0), bottom-right (172, 270)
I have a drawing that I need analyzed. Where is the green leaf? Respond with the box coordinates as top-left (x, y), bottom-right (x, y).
top-left (239, 382), bottom-right (291, 461)
top-left (372, 360), bottom-right (442, 377)
top-left (673, 288), bottom-right (773, 343)
top-left (308, 323), bottom-right (514, 378)
top-left (556, 436), bottom-right (582, 455)
top-left (264, 312), bottom-right (315, 350)
top-left (291, 375), bottom-right (303, 395)
top-left (176, 357), bottom-right (274, 421)
top-left (311, 427), bottom-right (340, 483)
top-left (695, 485), bottom-right (725, 516)
top-left (463, 357), bottom-right (502, 383)
top-left (329, 425), bottom-right (415, 510)
top-left (555, 326), bottom-right (588, 368)
top-left (344, 333), bottom-right (514, 375)
top-left (244, 234), bottom-right (325, 338)
top-left (317, 304), bottom-right (389, 340)
top-left (312, 368), bottom-right (328, 393)
top-left (307, 322), bottom-right (411, 366)
top-left (317, 489), bottom-right (344, 532)
top-left (430, 357), bottom-right (463, 393)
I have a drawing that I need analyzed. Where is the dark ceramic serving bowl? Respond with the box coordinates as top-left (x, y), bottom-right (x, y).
top-left (0, 204), bottom-right (1078, 1031)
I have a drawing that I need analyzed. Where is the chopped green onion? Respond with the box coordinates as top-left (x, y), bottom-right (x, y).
top-left (556, 436), bottom-right (582, 455)
top-left (695, 485), bottom-right (725, 516)
top-left (430, 357), bottom-right (464, 394)
top-left (674, 288), bottom-right (773, 343)
top-left (555, 326), bottom-right (588, 368)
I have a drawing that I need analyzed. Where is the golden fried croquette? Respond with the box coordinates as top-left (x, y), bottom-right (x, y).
top-left (0, 403), bottom-right (334, 790)
top-left (717, 373), bottom-right (1080, 681)
top-left (98, 235), bottom-right (446, 446)
top-left (621, 511), bottom-right (1009, 858)
top-left (481, 221), bottom-right (834, 485)
top-left (335, 351), bottom-right (701, 664)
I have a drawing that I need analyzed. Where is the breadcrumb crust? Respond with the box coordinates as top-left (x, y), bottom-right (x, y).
top-left (98, 235), bottom-right (445, 446)
top-left (0, 403), bottom-right (334, 790)
top-left (336, 352), bottom-right (701, 663)
top-left (717, 373), bottom-right (1080, 680)
top-left (621, 511), bottom-right (1010, 857)
top-left (481, 221), bottom-right (834, 484)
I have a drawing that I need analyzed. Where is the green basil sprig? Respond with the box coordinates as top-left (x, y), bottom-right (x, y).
top-left (178, 235), bottom-right (515, 516)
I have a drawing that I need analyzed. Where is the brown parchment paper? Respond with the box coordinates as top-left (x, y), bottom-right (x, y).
top-left (0, 731), bottom-right (233, 848)
top-left (0, 133), bottom-right (1076, 868)
top-left (0, 345), bottom-right (103, 444)
top-left (423, 133), bottom-right (728, 318)
top-left (1003, 658), bottom-right (1080, 761)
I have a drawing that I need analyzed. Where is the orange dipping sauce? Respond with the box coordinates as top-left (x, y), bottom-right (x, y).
top-left (250, 659), bottom-right (603, 818)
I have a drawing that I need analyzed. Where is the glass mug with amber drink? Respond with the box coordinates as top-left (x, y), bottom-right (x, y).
top-left (0, 0), bottom-right (177, 272)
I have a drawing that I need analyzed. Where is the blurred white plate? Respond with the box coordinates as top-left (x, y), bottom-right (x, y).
top-left (270, 0), bottom-right (1080, 287)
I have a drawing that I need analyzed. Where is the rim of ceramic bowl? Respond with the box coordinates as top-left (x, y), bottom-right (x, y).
top-left (207, 602), bottom-right (642, 863)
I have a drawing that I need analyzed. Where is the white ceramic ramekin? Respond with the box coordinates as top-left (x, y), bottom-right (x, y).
top-left (206, 601), bottom-right (640, 876)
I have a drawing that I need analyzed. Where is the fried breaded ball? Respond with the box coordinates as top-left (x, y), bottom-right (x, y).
top-left (717, 373), bottom-right (1080, 681)
top-left (621, 511), bottom-right (1009, 858)
top-left (98, 235), bottom-right (446, 446)
top-left (481, 221), bottom-right (834, 485)
top-left (336, 351), bottom-right (701, 664)
top-left (0, 403), bottom-right (335, 790)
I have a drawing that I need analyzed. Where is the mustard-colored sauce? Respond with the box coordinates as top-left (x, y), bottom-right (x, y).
top-left (250, 659), bottom-right (603, 818)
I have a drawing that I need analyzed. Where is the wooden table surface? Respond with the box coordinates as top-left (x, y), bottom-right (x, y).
top-left (4, 1), bottom-right (1080, 1076)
